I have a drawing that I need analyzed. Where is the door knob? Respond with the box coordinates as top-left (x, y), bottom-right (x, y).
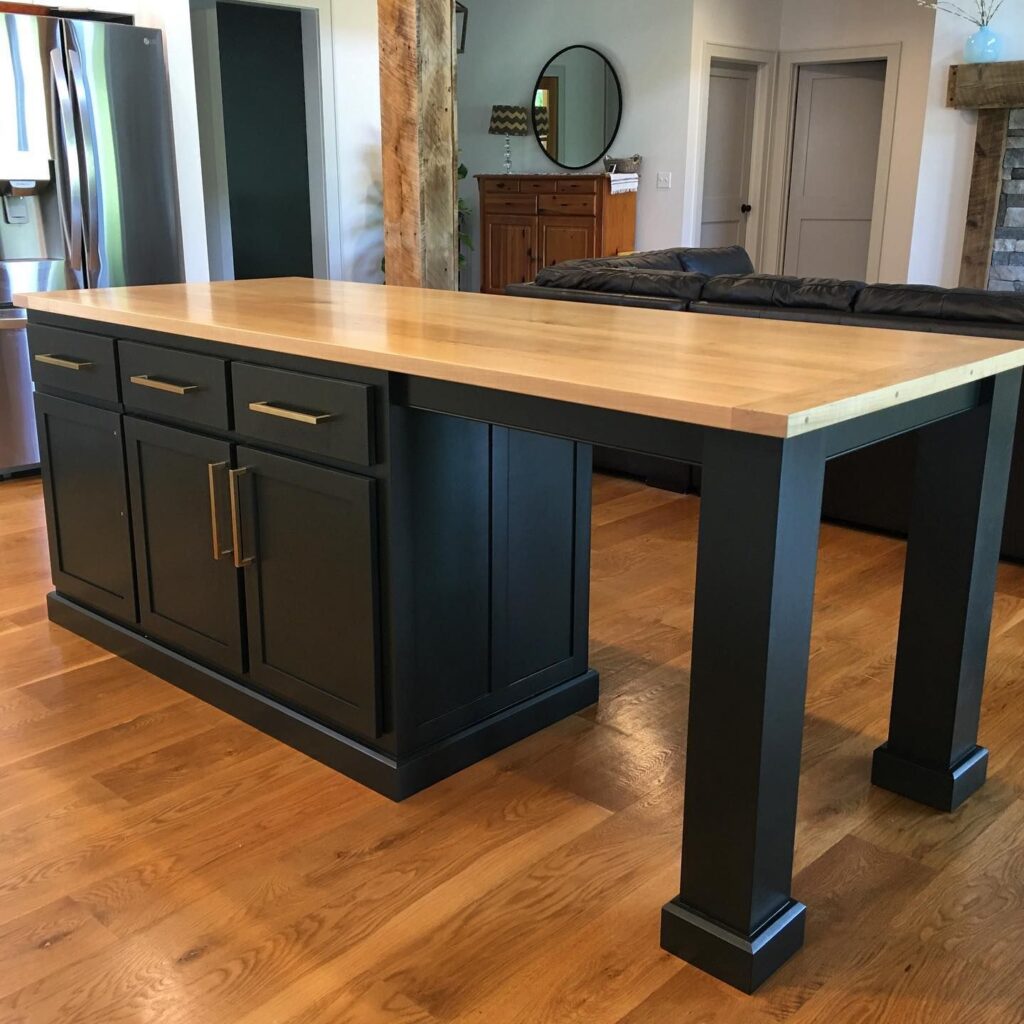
top-left (741, 204), bottom-right (752, 214)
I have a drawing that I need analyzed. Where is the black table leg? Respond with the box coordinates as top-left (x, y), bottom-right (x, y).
top-left (661, 428), bottom-right (826, 993)
top-left (872, 370), bottom-right (1023, 812)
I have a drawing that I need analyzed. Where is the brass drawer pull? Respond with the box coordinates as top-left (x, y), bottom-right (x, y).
top-left (35, 353), bottom-right (93, 371)
top-left (130, 374), bottom-right (199, 396)
top-left (228, 467), bottom-right (254, 569)
top-left (207, 461), bottom-right (233, 561)
top-left (248, 400), bottom-right (333, 426)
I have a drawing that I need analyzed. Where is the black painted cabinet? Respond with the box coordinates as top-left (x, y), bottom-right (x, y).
top-left (124, 417), bottom-right (244, 676)
top-left (235, 446), bottom-right (380, 739)
top-left (34, 393), bottom-right (137, 624)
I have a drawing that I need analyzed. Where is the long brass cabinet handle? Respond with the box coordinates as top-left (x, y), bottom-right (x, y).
top-left (228, 467), bottom-right (254, 569)
top-left (207, 461), bottom-right (233, 561)
top-left (248, 401), bottom-right (333, 425)
top-left (130, 374), bottom-right (199, 396)
top-left (35, 353), bottom-right (92, 371)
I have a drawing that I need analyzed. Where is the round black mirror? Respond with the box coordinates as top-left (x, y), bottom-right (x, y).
top-left (532, 45), bottom-right (622, 171)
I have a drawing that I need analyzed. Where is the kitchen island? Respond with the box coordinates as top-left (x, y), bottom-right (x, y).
top-left (17, 277), bottom-right (1024, 993)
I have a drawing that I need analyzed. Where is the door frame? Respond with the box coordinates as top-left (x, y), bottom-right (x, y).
top-left (761, 44), bottom-right (901, 282)
top-left (189, 0), bottom-right (343, 280)
top-left (688, 43), bottom-right (777, 268)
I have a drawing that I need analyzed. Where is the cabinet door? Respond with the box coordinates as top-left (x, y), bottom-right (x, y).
top-left (539, 215), bottom-right (597, 270)
top-left (124, 418), bottom-right (244, 675)
top-left (34, 393), bottom-right (137, 623)
top-left (482, 214), bottom-right (537, 293)
top-left (234, 446), bottom-right (380, 738)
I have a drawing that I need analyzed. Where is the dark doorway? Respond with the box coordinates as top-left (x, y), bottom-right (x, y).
top-left (216, 1), bottom-right (314, 279)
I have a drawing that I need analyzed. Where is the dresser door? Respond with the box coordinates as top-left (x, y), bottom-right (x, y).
top-left (483, 214), bottom-right (537, 293)
top-left (539, 215), bottom-right (597, 270)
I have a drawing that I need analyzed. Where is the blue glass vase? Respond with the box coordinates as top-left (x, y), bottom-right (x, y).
top-left (965, 25), bottom-right (1002, 63)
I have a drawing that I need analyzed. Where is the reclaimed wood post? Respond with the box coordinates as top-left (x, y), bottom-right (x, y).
top-left (378, 0), bottom-right (459, 290)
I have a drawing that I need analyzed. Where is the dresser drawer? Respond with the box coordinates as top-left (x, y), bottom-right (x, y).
top-left (232, 363), bottom-right (374, 466)
top-left (485, 195), bottom-right (538, 215)
top-left (482, 178), bottom-right (520, 194)
top-left (521, 179), bottom-right (557, 194)
top-left (29, 324), bottom-right (118, 402)
top-left (119, 340), bottom-right (230, 430)
top-left (539, 194), bottom-right (598, 216)
top-left (557, 178), bottom-right (599, 194)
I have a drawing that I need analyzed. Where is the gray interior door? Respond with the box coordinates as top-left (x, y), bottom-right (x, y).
top-left (64, 19), bottom-right (183, 287)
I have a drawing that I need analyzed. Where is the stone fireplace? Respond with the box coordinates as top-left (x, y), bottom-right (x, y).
top-left (948, 62), bottom-right (1024, 291)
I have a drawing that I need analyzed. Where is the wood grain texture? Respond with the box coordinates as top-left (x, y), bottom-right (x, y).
top-left (3, 473), bottom-right (1024, 1022)
top-left (959, 107), bottom-right (1010, 289)
top-left (948, 60), bottom-right (1024, 110)
top-left (17, 278), bottom-right (1024, 438)
top-left (378, 0), bottom-right (458, 289)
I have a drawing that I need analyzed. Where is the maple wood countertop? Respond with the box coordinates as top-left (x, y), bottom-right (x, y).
top-left (16, 277), bottom-right (1024, 439)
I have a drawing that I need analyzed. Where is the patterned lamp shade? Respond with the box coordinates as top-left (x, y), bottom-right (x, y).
top-left (534, 106), bottom-right (550, 136)
top-left (488, 105), bottom-right (530, 137)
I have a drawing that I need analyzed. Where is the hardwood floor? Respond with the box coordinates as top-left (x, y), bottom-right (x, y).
top-left (2, 472), bottom-right (1024, 1023)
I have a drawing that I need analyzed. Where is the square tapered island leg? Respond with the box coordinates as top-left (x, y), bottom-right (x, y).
top-left (872, 371), bottom-right (1023, 812)
top-left (661, 428), bottom-right (826, 993)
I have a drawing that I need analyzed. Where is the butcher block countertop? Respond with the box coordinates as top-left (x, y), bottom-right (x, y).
top-left (17, 277), bottom-right (1024, 438)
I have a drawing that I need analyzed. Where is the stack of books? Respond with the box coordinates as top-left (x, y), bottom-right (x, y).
top-left (608, 172), bottom-right (640, 194)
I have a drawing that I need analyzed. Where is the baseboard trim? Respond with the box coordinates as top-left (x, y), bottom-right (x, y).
top-left (47, 593), bottom-right (599, 802)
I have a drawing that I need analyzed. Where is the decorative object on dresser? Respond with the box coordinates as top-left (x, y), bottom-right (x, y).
top-left (946, 59), bottom-right (1024, 288)
top-left (605, 153), bottom-right (642, 174)
top-left (476, 173), bottom-right (637, 294)
top-left (488, 104), bottom-right (530, 175)
top-left (533, 45), bottom-right (623, 170)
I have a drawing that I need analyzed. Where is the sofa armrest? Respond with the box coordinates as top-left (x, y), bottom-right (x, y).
top-left (505, 283), bottom-right (687, 311)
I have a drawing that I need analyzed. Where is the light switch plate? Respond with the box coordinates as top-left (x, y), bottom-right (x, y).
top-left (656, 172), bottom-right (672, 190)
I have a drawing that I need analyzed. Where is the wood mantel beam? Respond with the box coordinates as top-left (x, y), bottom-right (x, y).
top-left (948, 61), bottom-right (1024, 110)
top-left (378, 0), bottom-right (459, 290)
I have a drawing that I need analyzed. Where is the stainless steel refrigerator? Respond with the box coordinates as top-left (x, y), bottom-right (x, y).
top-left (0, 14), bottom-right (183, 477)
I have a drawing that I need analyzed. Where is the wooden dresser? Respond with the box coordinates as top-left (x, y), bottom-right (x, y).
top-left (476, 173), bottom-right (637, 294)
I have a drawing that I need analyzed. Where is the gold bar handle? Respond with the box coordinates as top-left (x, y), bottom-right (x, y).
top-left (130, 374), bottom-right (199, 396)
top-left (228, 467), bottom-right (254, 569)
top-left (35, 353), bottom-right (93, 371)
top-left (207, 462), bottom-right (233, 561)
top-left (248, 400), bottom-right (333, 426)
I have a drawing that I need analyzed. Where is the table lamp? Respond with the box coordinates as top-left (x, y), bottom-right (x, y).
top-left (488, 105), bottom-right (529, 175)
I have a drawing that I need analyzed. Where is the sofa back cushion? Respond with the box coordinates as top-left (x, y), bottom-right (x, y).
top-left (535, 264), bottom-right (707, 302)
top-left (678, 245), bottom-right (754, 276)
top-left (855, 284), bottom-right (947, 319)
top-left (939, 288), bottom-right (1024, 326)
top-left (702, 274), bottom-right (864, 311)
top-left (856, 283), bottom-right (1024, 326)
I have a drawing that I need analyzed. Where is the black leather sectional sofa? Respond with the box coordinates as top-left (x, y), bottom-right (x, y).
top-left (506, 246), bottom-right (1024, 561)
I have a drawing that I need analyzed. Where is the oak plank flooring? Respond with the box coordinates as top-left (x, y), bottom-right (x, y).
top-left (1, 473), bottom-right (1024, 1022)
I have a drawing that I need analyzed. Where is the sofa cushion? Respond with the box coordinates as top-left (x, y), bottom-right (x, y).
top-left (678, 245), bottom-right (754, 276)
top-left (594, 248), bottom-right (692, 272)
top-left (534, 265), bottom-right (707, 302)
top-left (854, 284), bottom-right (947, 319)
top-left (505, 282), bottom-right (687, 310)
top-left (940, 288), bottom-right (1024, 326)
top-left (700, 273), bottom-right (780, 306)
top-left (772, 277), bottom-right (865, 311)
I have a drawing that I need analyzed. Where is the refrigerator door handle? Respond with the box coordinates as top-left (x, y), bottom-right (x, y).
top-left (67, 48), bottom-right (101, 287)
top-left (48, 48), bottom-right (83, 275)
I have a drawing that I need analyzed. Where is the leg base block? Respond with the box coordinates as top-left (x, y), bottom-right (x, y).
top-left (660, 896), bottom-right (805, 993)
top-left (871, 743), bottom-right (988, 812)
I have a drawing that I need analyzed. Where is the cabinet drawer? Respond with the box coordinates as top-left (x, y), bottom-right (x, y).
top-left (482, 178), bottom-right (519, 193)
top-left (557, 178), bottom-right (599, 194)
top-left (29, 324), bottom-right (118, 402)
top-left (485, 195), bottom-right (538, 215)
top-left (232, 363), bottom-right (374, 466)
top-left (521, 179), bottom-right (557, 194)
top-left (119, 340), bottom-right (230, 430)
top-left (540, 194), bottom-right (597, 216)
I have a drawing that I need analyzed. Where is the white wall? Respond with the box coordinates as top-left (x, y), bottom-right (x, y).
top-left (909, 2), bottom-right (1024, 286)
top-left (456, 0), bottom-right (695, 293)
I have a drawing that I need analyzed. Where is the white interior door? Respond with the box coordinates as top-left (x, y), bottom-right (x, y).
top-left (783, 60), bottom-right (886, 280)
top-left (701, 62), bottom-right (757, 250)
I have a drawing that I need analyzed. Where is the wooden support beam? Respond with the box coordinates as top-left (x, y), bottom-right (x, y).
top-left (378, 0), bottom-right (458, 290)
top-left (959, 108), bottom-right (1010, 290)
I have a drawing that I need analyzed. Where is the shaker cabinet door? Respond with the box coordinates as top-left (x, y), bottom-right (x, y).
top-left (34, 393), bottom-right (137, 623)
top-left (482, 214), bottom-right (537, 293)
top-left (538, 215), bottom-right (597, 269)
top-left (234, 447), bottom-right (380, 738)
top-left (124, 417), bottom-right (244, 675)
